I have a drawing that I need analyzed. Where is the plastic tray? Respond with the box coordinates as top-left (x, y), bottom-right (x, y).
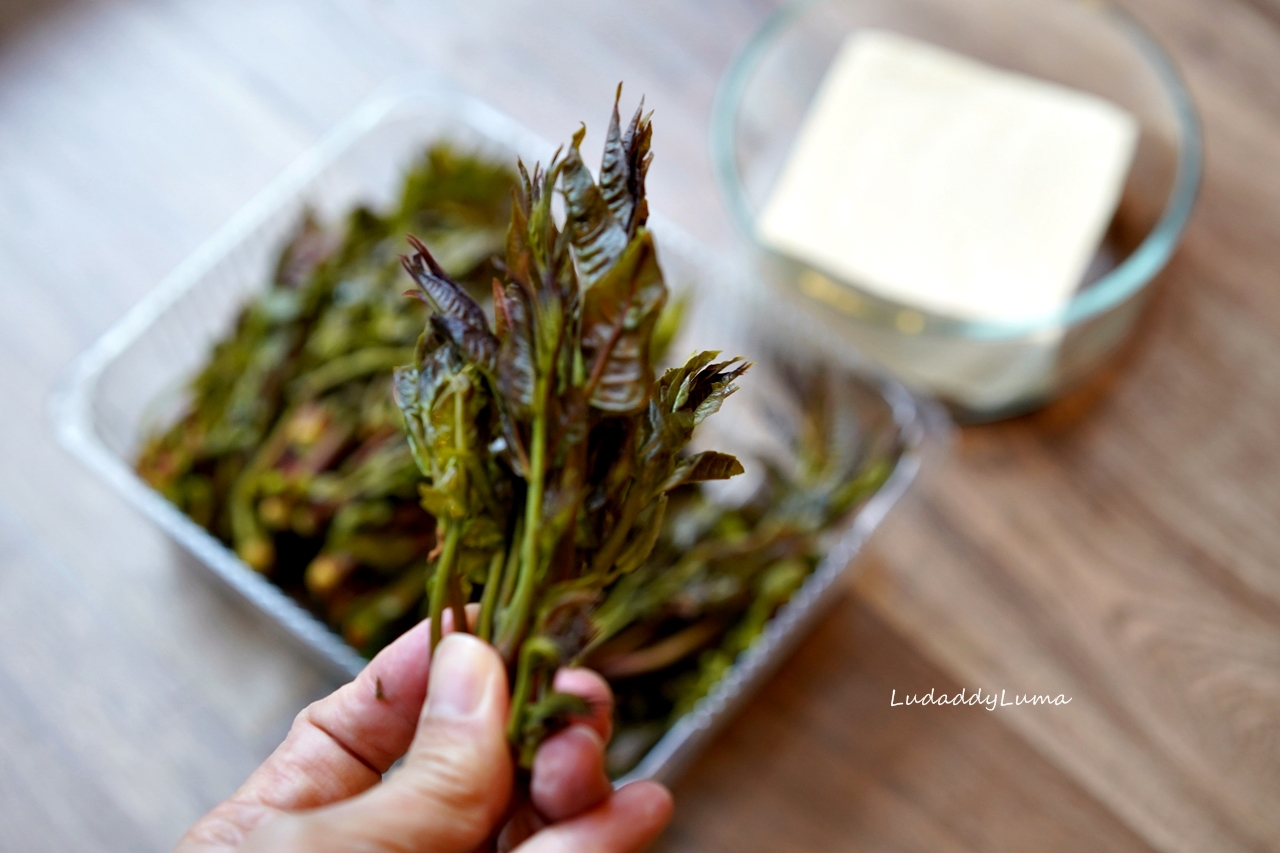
top-left (52, 85), bottom-right (947, 785)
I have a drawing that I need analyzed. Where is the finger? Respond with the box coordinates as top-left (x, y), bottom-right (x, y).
top-left (243, 607), bottom-right (472, 807)
top-left (552, 667), bottom-right (614, 742)
top-left (497, 801), bottom-right (547, 853)
top-left (531, 724), bottom-right (612, 822)
top-left (247, 633), bottom-right (514, 853)
top-left (514, 781), bottom-right (673, 853)
top-left (526, 668), bottom-right (613, 823)
top-left (175, 609), bottom-right (470, 852)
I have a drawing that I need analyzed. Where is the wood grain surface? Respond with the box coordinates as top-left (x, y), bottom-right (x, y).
top-left (857, 0), bottom-right (1280, 848)
top-left (0, 0), bottom-right (1274, 851)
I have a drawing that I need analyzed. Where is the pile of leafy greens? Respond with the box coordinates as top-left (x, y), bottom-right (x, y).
top-left (138, 92), bottom-right (899, 778)
top-left (137, 143), bottom-right (517, 654)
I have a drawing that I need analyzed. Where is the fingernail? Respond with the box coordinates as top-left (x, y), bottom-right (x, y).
top-left (563, 723), bottom-right (604, 751)
top-left (426, 634), bottom-right (490, 719)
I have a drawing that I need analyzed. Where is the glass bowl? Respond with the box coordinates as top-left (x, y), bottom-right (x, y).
top-left (711, 0), bottom-right (1201, 421)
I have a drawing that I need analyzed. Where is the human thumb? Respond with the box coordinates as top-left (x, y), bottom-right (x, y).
top-left (241, 633), bottom-right (514, 853)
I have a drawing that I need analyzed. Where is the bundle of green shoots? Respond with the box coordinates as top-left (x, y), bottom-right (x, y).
top-left (391, 93), bottom-right (750, 766)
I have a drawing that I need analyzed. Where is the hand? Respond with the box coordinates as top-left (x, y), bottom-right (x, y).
top-left (175, 614), bottom-right (672, 853)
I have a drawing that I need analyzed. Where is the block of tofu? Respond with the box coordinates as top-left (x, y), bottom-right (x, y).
top-left (757, 30), bottom-right (1138, 325)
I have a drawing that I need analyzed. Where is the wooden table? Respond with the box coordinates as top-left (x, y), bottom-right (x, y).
top-left (1, 0), bottom-right (1276, 850)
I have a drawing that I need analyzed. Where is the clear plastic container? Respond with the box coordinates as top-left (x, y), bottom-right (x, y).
top-left (712, 0), bottom-right (1201, 421)
top-left (52, 84), bottom-right (947, 785)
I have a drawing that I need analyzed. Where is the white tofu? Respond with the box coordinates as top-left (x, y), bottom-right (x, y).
top-left (758, 30), bottom-right (1138, 325)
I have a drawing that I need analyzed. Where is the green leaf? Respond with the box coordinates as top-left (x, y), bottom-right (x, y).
top-left (561, 126), bottom-right (628, 287)
top-left (401, 235), bottom-right (492, 334)
top-left (657, 352), bottom-right (750, 425)
top-left (508, 157), bottom-right (570, 297)
top-left (661, 451), bottom-right (744, 492)
top-left (581, 230), bottom-right (667, 413)
top-left (289, 346), bottom-right (415, 401)
top-left (506, 185), bottom-right (534, 289)
top-left (396, 143), bottom-right (516, 234)
top-left (273, 211), bottom-right (337, 289)
top-left (613, 494), bottom-right (667, 576)
top-left (598, 86), bottom-right (652, 236)
top-left (496, 284), bottom-right (537, 420)
top-left (429, 314), bottom-right (497, 374)
top-left (392, 343), bottom-right (492, 521)
top-left (416, 484), bottom-right (451, 517)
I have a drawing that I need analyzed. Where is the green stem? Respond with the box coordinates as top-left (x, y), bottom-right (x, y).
top-left (429, 522), bottom-right (461, 655)
top-left (498, 514), bottom-right (524, 611)
top-left (507, 646), bottom-right (537, 745)
top-left (432, 378), bottom-right (473, 645)
top-left (500, 406), bottom-right (546, 659)
top-left (448, 571), bottom-right (469, 639)
top-left (476, 550), bottom-right (503, 642)
top-left (591, 485), bottom-right (644, 574)
top-left (507, 636), bottom-right (559, 745)
top-left (592, 617), bottom-right (725, 678)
